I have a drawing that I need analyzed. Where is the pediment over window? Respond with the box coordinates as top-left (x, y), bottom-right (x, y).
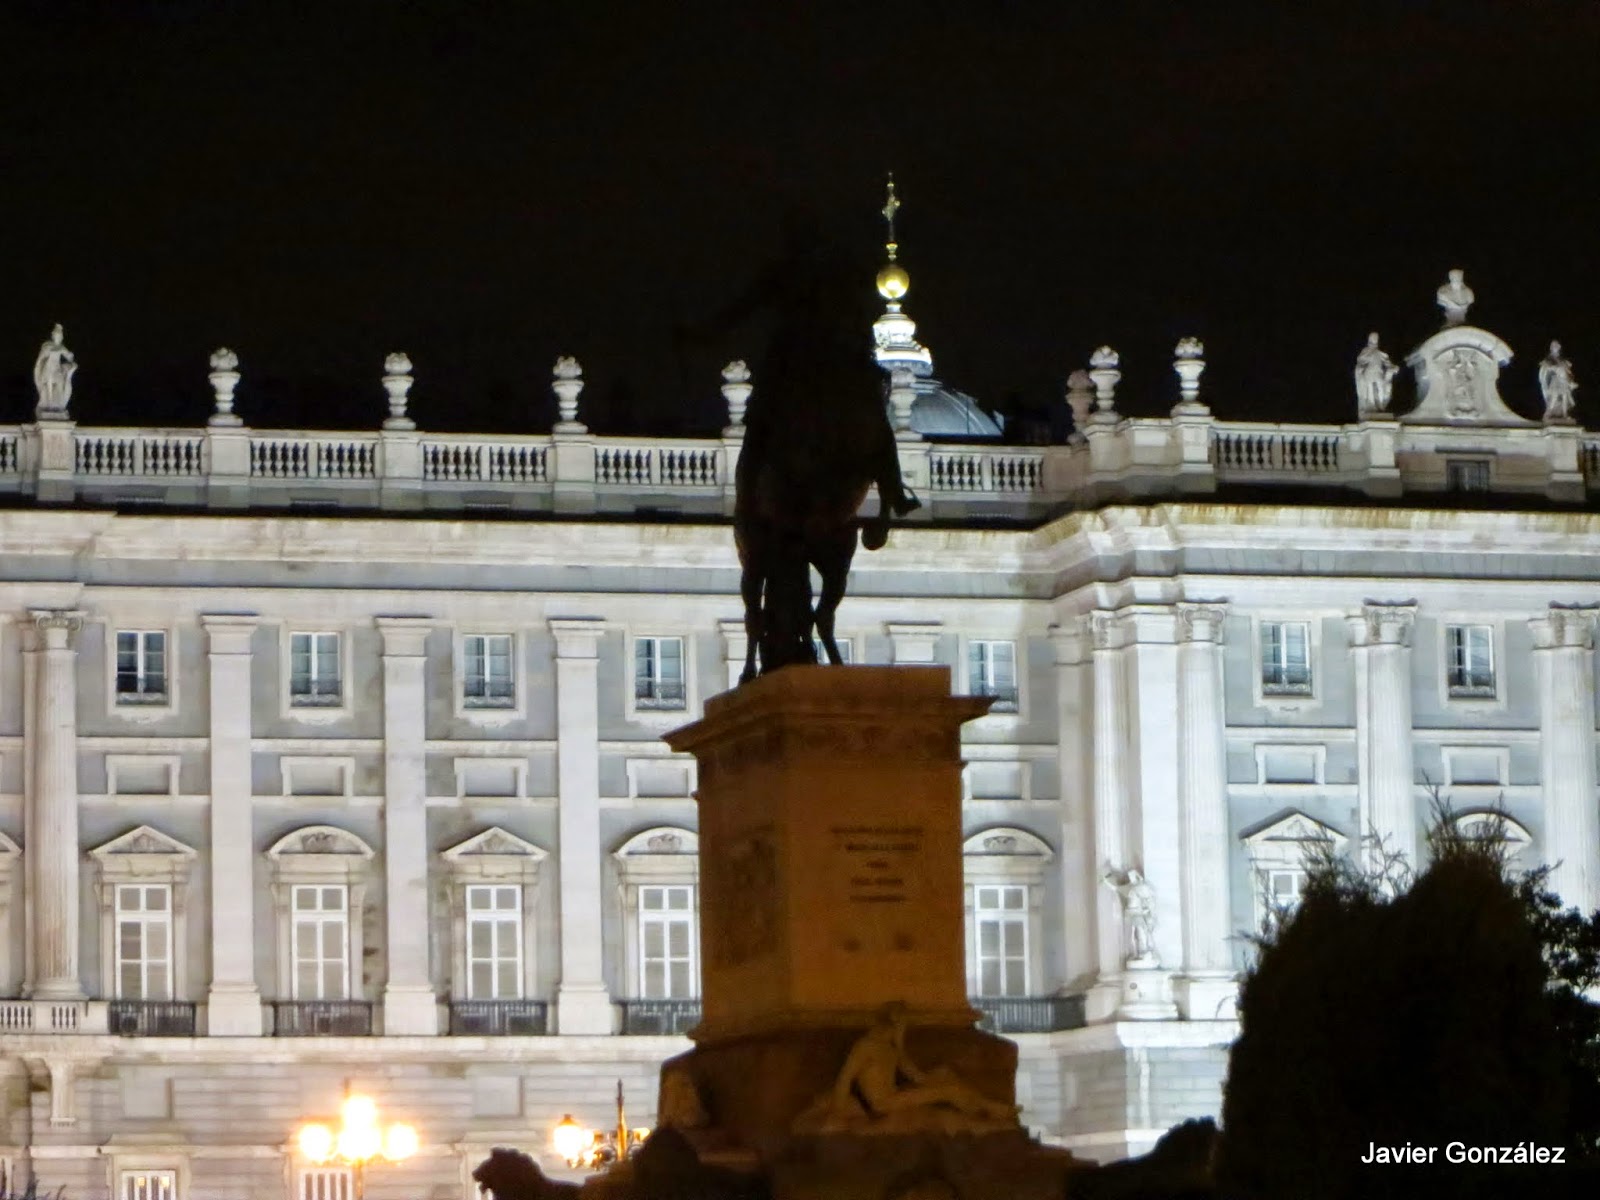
top-left (962, 827), bottom-right (1054, 860)
top-left (89, 825), bottom-right (197, 862)
top-left (267, 824), bottom-right (375, 861)
top-left (613, 826), bottom-right (699, 860)
top-left (442, 826), bottom-right (548, 862)
top-left (1451, 810), bottom-right (1533, 851)
top-left (1242, 810), bottom-right (1347, 862)
top-left (0, 831), bottom-right (18, 862)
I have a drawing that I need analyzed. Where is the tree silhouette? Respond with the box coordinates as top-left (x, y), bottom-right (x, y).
top-left (1217, 809), bottom-right (1590, 1200)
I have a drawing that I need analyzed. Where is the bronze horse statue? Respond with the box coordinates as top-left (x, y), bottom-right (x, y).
top-left (684, 210), bottom-right (919, 682)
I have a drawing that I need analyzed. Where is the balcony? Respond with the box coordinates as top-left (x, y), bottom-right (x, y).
top-left (972, 684), bottom-right (1019, 713)
top-left (448, 999), bottom-right (549, 1036)
top-left (108, 1000), bottom-right (197, 1037)
top-left (618, 998), bottom-right (700, 1035)
top-left (634, 680), bottom-right (687, 711)
top-left (971, 995), bottom-right (1086, 1034)
top-left (271, 1000), bottom-right (373, 1036)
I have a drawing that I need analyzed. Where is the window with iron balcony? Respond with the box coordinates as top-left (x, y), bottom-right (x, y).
top-left (1260, 621), bottom-right (1312, 696)
top-left (635, 636), bottom-right (686, 710)
top-left (116, 630), bottom-right (168, 704)
top-left (463, 633), bottom-right (516, 708)
top-left (968, 640), bottom-right (1018, 712)
top-left (290, 632), bottom-right (342, 706)
top-left (1445, 624), bottom-right (1495, 697)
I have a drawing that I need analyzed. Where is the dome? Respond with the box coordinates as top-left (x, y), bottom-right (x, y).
top-left (903, 378), bottom-right (1004, 439)
top-left (876, 263), bottom-right (910, 301)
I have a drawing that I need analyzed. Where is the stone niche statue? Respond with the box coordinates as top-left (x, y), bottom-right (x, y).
top-left (1539, 340), bottom-right (1578, 422)
top-left (33, 324), bottom-right (77, 420)
top-left (1353, 332), bottom-right (1398, 415)
top-left (794, 1001), bottom-right (1019, 1133)
top-left (1102, 867), bottom-right (1158, 968)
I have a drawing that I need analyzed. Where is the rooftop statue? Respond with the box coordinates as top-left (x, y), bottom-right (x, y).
top-left (1539, 340), bottom-right (1577, 422)
top-left (679, 208), bottom-right (920, 682)
top-left (1436, 268), bottom-right (1474, 327)
top-left (33, 323), bottom-right (76, 420)
top-left (1354, 332), bottom-right (1398, 415)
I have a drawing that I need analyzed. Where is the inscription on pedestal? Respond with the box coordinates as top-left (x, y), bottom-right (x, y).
top-left (832, 824), bottom-right (923, 905)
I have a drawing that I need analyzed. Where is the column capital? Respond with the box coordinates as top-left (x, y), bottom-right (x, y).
top-left (28, 610), bottom-right (83, 648)
top-left (549, 616), bottom-right (607, 659)
top-left (1529, 604), bottom-right (1599, 651)
top-left (1346, 601), bottom-right (1417, 648)
top-left (1175, 601), bottom-right (1229, 644)
top-left (718, 617), bottom-right (748, 657)
top-left (1090, 609), bottom-right (1129, 652)
top-left (375, 615), bottom-right (434, 657)
top-left (201, 613), bottom-right (260, 655)
top-left (1048, 618), bottom-right (1091, 665)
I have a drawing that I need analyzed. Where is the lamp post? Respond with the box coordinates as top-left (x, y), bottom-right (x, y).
top-left (297, 1094), bottom-right (418, 1200)
top-left (550, 1081), bottom-right (650, 1171)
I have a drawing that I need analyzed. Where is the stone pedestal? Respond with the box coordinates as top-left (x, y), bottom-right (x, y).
top-left (660, 667), bottom-right (1072, 1194)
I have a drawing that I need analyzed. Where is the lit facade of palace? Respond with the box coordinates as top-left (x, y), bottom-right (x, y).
top-left (3, 271), bottom-right (1600, 1199)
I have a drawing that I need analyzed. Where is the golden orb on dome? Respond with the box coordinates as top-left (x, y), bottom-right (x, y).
top-left (876, 262), bottom-right (910, 300)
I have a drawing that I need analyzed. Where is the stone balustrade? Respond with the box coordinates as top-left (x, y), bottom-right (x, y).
top-left (0, 413), bottom-right (1592, 516)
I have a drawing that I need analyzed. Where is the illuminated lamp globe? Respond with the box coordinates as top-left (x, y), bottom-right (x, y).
top-left (342, 1095), bottom-right (378, 1130)
top-left (383, 1123), bottom-right (419, 1162)
top-left (876, 263), bottom-right (910, 301)
top-left (338, 1124), bottom-right (382, 1163)
top-left (298, 1124), bottom-right (335, 1165)
top-left (552, 1115), bottom-right (589, 1165)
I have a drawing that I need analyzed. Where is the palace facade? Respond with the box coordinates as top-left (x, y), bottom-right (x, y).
top-left (3, 273), bottom-right (1598, 1199)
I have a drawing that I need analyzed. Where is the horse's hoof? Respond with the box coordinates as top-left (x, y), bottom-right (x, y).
top-left (738, 670), bottom-right (757, 686)
top-left (893, 492), bottom-right (922, 517)
top-left (862, 521), bottom-right (889, 550)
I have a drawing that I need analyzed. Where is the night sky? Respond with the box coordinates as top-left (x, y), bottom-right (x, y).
top-left (3, 1), bottom-right (1597, 437)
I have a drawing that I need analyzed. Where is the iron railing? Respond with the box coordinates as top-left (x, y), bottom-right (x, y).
top-left (618, 999), bottom-right (700, 1035)
top-left (971, 994), bottom-right (1086, 1034)
top-left (448, 999), bottom-right (549, 1036)
top-left (108, 1000), bottom-right (197, 1037)
top-left (271, 1000), bottom-right (373, 1036)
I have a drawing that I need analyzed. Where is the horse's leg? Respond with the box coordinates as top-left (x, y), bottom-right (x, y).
top-left (812, 533), bottom-right (853, 665)
top-left (740, 561), bottom-right (763, 683)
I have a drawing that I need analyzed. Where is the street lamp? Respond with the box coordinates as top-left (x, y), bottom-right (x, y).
top-left (297, 1094), bottom-right (417, 1200)
top-left (550, 1082), bottom-right (651, 1171)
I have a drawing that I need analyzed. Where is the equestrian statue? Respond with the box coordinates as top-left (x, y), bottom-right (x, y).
top-left (681, 207), bottom-right (920, 683)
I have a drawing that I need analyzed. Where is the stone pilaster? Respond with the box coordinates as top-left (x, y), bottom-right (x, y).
top-left (202, 615), bottom-right (263, 1035)
top-left (550, 617), bottom-right (613, 1034)
top-left (1347, 603), bottom-right (1418, 875)
top-left (28, 610), bottom-right (84, 1001)
top-left (1530, 605), bottom-right (1600, 913)
top-left (1048, 619), bottom-right (1095, 996)
top-left (377, 617), bottom-right (438, 1035)
top-left (718, 617), bottom-right (748, 692)
top-left (1118, 606), bottom-right (1181, 1020)
top-left (1087, 611), bottom-right (1131, 1019)
top-left (1173, 603), bottom-right (1236, 1020)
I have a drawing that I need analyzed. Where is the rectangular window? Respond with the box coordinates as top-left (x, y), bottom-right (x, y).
top-left (634, 636), bottom-right (686, 710)
top-left (968, 641), bottom-right (1019, 712)
top-left (972, 884), bottom-right (1028, 997)
top-left (299, 1169), bottom-right (353, 1200)
top-left (1446, 459), bottom-right (1490, 492)
top-left (289, 632), bottom-right (342, 706)
top-left (115, 631), bottom-right (168, 704)
top-left (463, 634), bottom-right (515, 708)
top-left (1446, 624), bottom-right (1495, 697)
top-left (811, 637), bottom-right (853, 664)
top-left (1260, 621), bottom-right (1312, 695)
top-left (638, 884), bottom-right (696, 999)
top-left (290, 884), bottom-right (348, 1000)
top-left (1263, 868), bottom-right (1307, 916)
top-left (465, 884), bottom-right (523, 1000)
top-left (121, 1171), bottom-right (177, 1200)
top-left (115, 884), bottom-right (173, 1000)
